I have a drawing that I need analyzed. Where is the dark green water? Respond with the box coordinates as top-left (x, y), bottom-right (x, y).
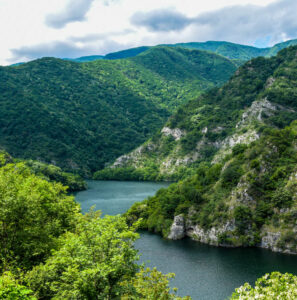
top-left (75, 180), bottom-right (297, 300)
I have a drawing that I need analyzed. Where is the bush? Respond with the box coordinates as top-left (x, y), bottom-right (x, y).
top-left (0, 272), bottom-right (36, 300)
top-left (0, 163), bottom-right (80, 270)
top-left (230, 272), bottom-right (297, 299)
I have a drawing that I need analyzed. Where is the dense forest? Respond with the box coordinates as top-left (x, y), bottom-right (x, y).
top-left (0, 47), bottom-right (237, 176)
top-left (96, 45), bottom-right (297, 181)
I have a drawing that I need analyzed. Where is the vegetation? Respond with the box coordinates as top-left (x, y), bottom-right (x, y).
top-left (99, 45), bottom-right (297, 181)
top-left (230, 272), bottom-right (297, 299)
top-left (125, 120), bottom-right (297, 251)
top-left (1, 47), bottom-right (237, 176)
top-left (0, 150), bottom-right (86, 192)
top-left (0, 149), bottom-right (190, 299)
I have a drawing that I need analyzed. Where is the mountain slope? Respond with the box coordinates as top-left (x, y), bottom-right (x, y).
top-left (126, 122), bottom-right (297, 254)
top-left (0, 47), bottom-right (236, 175)
top-left (123, 46), bottom-right (297, 254)
top-left (95, 46), bottom-right (297, 181)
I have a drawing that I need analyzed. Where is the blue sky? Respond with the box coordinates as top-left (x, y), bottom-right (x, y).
top-left (0, 0), bottom-right (295, 65)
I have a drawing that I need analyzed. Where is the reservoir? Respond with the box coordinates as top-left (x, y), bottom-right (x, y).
top-left (75, 180), bottom-right (297, 300)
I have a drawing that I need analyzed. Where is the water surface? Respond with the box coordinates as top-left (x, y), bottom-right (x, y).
top-left (76, 180), bottom-right (297, 300)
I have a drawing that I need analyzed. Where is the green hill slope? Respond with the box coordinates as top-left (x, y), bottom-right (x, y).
top-left (95, 46), bottom-right (297, 181)
top-left (123, 46), bottom-right (297, 254)
top-left (126, 121), bottom-right (297, 254)
top-left (0, 47), bottom-right (236, 175)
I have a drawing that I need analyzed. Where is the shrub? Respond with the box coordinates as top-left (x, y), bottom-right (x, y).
top-left (230, 272), bottom-right (297, 299)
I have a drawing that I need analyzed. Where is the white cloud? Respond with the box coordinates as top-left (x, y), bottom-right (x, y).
top-left (0, 0), bottom-right (295, 65)
top-left (45, 0), bottom-right (95, 29)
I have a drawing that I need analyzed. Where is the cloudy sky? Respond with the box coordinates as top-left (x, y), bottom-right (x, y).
top-left (0, 0), bottom-right (296, 65)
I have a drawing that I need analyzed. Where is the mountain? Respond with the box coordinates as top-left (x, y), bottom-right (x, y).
top-left (0, 150), bottom-right (86, 192)
top-left (67, 39), bottom-right (297, 65)
top-left (9, 39), bottom-right (297, 66)
top-left (0, 47), bottom-right (236, 175)
top-left (170, 39), bottom-right (297, 61)
top-left (95, 45), bottom-right (297, 181)
top-left (124, 46), bottom-right (297, 254)
top-left (104, 46), bottom-right (151, 59)
top-left (64, 55), bottom-right (104, 62)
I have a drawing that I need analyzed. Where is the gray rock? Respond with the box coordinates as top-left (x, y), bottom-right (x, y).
top-left (168, 215), bottom-right (186, 240)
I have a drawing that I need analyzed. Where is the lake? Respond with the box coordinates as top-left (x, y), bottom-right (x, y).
top-left (75, 180), bottom-right (297, 300)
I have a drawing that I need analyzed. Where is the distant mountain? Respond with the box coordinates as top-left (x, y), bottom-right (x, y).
top-left (0, 47), bottom-right (236, 175)
top-left (104, 46), bottom-right (150, 60)
top-left (9, 39), bottom-right (297, 66)
top-left (64, 55), bottom-right (104, 62)
top-left (68, 38), bottom-right (297, 64)
top-left (124, 45), bottom-right (297, 254)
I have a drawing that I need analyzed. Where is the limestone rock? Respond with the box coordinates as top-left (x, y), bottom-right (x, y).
top-left (161, 127), bottom-right (186, 141)
top-left (168, 215), bottom-right (186, 240)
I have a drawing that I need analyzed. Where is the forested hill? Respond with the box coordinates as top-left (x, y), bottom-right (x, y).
top-left (0, 47), bottom-right (237, 176)
top-left (67, 39), bottom-right (297, 63)
top-left (124, 46), bottom-right (297, 254)
top-left (96, 45), bottom-right (297, 181)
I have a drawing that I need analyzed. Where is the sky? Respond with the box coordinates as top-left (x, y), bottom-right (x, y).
top-left (0, 0), bottom-right (296, 65)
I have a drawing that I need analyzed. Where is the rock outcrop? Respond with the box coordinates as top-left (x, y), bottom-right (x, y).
top-left (168, 215), bottom-right (186, 240)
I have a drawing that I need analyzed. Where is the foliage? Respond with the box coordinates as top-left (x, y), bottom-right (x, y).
top-left (0, 272), bottom-right (36, 300)
top-left (121, 267), bottom-right (191, 299)
top-left (26, 212), bottom-right (140, 299)
top-left (0, 162), bottom-right (80, 270)
top-left (230, 272), bottom-right (297, 299)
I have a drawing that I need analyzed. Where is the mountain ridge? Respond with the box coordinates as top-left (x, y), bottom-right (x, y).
top-left (0, 47), bottom-right (236, 175)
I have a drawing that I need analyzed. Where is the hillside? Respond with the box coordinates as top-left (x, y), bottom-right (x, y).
top-left (66, 39), bottom-right (297, 64)
top-left (121, 46), bottom-right (297, 254)
top-left (95, 46), bottom-right (297, 181)
top-left (0, 47), bottom-right (236, 175)
top-left (171, 39), bottom-right (297, 61)
top-left (126, 122), bottom-right (297, 254)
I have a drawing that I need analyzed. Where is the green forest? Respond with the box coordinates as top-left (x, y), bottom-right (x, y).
top-left (0, 47), bottom-right (237, 176)
top-left (96, 45), bottom-right (297, 181)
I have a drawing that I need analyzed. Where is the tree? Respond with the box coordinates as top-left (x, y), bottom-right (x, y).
top-left (26, 212), bottom-right (140, 300)
top-left (230, 272), bottom-right (297, 299)
top-left (0, 163), bottom-right (80, 270)
top-left (0, 272), bottom-right (36, 300)
top-left (121, 267), bottom-right (191, 300)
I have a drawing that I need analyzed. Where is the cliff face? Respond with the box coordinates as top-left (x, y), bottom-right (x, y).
top-left (168, 214), bottom-right (297, 255)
